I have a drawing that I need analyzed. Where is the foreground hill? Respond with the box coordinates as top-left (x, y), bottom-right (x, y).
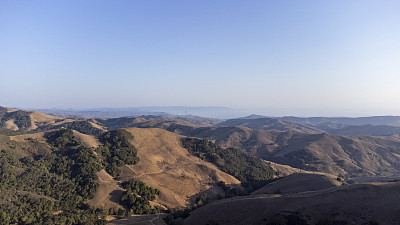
top-left (185, 180), bottom-right (400, 225)
top-left (92, 127), bottom-right (241, 209)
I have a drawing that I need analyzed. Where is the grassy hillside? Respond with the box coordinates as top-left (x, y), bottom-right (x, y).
top-left (0, 107), bottom-right (104, 137)
top-left (118, 128), bottom-right (242, 209)
top-left (0, 129), bottom-right (106, 224)
top-left (0, 128), bottom-right (163, 224)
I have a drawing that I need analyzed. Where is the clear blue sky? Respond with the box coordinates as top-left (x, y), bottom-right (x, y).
top-left (1, 0), bottom-right (399, 116)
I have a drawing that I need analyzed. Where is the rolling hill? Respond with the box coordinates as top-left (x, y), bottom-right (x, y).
top-left (185, 180), bottom-right (400, 225)
top-left (146, 124), bottom-right (400, 178)
top-left (3, 106), bottom-right (400, 224)
top-left (93, 114), bottom-right (400, 179)
top-left (95, 127), bottom-right (241, 209)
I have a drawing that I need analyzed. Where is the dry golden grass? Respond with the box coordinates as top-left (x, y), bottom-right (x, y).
top-left (5, 107), bottom-right (16, 113)
top-left (1, 109), bottom-right (72, 131)
top-left (4, 119), bottom-right (18, 131)
top-left (10, 132), bottom-right (47, 143)
top-left (72, 130), bottom-right (101, 148)
top-left (265, 160), bottom-right (309, 177)
top-left (88, 169), bottom-right (124, 209)
top-left (88, 121), bottom-right (107, 131)
top-left (117, 128), bottom-right (241, 209)
top-left (29, 111), bottom-right (60, 123)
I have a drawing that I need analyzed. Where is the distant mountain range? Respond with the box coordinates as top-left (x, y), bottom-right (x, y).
top-left (23, 106), bottom-right (236, 119)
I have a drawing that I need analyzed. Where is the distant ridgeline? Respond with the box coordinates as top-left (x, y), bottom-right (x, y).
top-left (182, 138), bottom-right (276, 192)
top-left (0, 128), bottom-right (160, 224)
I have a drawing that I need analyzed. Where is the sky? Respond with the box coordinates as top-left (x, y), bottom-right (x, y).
top-left (1, 0), bottom-right (400, 116)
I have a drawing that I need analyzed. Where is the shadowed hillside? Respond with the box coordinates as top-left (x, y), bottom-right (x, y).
top-left (185, 181), bottom-right (400, 225)
top-left (251, 173), bottom-right (342, 195)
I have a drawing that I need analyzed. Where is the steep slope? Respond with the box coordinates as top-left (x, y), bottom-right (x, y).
top-left (185, 181), bottom-right (400, 225)
top-left (88, 169), bottom-right (124, 209)
top-left (216, 118), bottom-right (323, 133)
top-left (263, 133), bottom-right (400, 177)
top-left (114, 128), bottom-right (241, 209)
top-left (72, 130), bottom-right (101, 148)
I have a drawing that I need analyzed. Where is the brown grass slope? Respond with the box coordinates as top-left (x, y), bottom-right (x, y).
top-left (101, 128), bottom-right (241, 209)
top-left (263, 133), bottom-right (400, 177)
top-left (72, 130), bottom-right (101, 148)
top-left (0, 107), bottom-right (73, 131)
top-left (265, 160), bottom-right (311, 176)
top-left (185, 181), bottom-right (400, 225)
top-left (88, 169), bottom-right (125, 209)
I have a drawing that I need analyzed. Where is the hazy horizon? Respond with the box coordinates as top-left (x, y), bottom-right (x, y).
top-left (1, 1), bottom-right (399, 116)
top-left (3, 105), bottom-right (399, 119)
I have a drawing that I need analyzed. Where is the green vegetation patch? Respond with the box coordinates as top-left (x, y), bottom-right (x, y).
top-left (0, 110), bottom-right (32, 130)
top-left (96, 117), bottom-right (136, 129)
top-left (0, 129), bottom-right (106, 224)
top-left (96, 129), bottom-right (139, 178)
top-left (120, 179), bottom-right (161, 214)
top-left (182, 138), bottom-right (276, 192)
top-left (0, 128), bottom-right (163, 223)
